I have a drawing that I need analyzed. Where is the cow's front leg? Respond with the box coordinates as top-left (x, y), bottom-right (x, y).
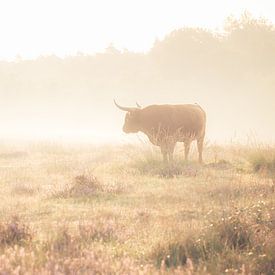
top-left (197, 137), bottom-right (204, 164)
top-left (161, 142), bottom-right (176, 163)
top-left (184, 139), bottom-right (191, 162)
top-left (168, 142), bottom-right (176, 162)
top-left (160, 145), bottom-right (168, 163)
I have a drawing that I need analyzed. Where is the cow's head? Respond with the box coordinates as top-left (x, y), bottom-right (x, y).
top-left (114, 100), bottom-right (142, 133)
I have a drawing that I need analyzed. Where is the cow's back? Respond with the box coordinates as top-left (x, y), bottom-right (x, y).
top-left (140, 104), bottom-right (206, 140)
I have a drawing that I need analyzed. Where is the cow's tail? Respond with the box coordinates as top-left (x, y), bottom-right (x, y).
top-left (194, 102), bottom-right (204, 111)
top-left (195, 102), bottom-right (206, 120)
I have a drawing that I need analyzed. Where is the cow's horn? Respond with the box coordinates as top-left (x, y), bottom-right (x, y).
top-left (136, 102), bottom-right (142, 108)
top-left (114, 99), bottom-right (136, 112)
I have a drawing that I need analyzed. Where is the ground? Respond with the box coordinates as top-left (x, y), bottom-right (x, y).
top-left (0, 141), bottom-right (274, 274)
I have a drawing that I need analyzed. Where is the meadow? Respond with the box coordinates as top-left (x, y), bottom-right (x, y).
top-left (0, 140), bottom-right (274, 274)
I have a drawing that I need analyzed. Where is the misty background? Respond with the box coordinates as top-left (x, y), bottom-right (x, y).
top-left (0, 14), bottom-right (274, 143)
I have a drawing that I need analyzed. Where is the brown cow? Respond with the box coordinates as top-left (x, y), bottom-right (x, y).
top-left (114, 100), bottom-right (206, 163)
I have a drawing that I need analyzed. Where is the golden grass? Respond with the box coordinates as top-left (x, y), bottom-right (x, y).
top-left (0, 142), bottom-right (274, 274)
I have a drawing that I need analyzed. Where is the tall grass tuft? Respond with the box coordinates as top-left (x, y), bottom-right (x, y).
top-left (130, 149), bottom-right (201, 178)
top-left (248, 147), bottom-right (275, 192)
top-left (151, 236), bottom-right (204, 268)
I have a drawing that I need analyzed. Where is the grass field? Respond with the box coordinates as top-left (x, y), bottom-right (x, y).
top-left (0, 141), bottom-right (274, 274)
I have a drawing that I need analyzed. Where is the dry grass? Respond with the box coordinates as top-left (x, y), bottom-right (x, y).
top-left (0, 142), bottom-right (274, 274)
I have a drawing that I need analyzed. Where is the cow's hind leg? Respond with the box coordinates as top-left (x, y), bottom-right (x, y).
top-left (197, 137), bottom-right (204, 164)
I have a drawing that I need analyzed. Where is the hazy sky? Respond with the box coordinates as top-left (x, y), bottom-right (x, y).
top-left (0, 0), bottom-right (274, 60)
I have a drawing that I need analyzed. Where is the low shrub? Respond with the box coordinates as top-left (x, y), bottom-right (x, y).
top-left (78, 219), bottom-right (118, 243)
top-left (52, 174), bottom-right (102, 198)
top-left (0, 216), bottom-right (33, 247)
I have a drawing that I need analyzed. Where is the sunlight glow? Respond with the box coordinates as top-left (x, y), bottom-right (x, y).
top-left (0, 0), bottom-right (274, 60)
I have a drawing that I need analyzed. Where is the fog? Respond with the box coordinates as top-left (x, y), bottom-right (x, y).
top-left (0, 14), bottom-right (274, 144)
